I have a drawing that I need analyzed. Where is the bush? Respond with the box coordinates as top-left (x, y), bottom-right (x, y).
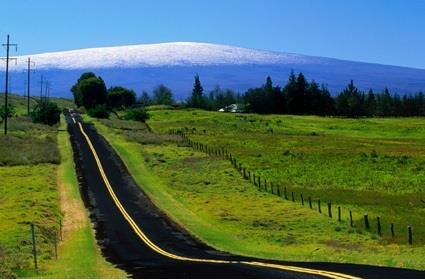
top-left (31, 100), bottom-right (61, 126)
top-left (0, 104), bottom-right (16, 123)
top-left (123, 107), bottom-right (150, 122)
top-left (87, 104), bottom-right (109, 119)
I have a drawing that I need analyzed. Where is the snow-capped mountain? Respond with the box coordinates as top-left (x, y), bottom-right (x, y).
top-left (10, 42), bottom-right (329, 70)
top-left (2, 42), bottom-right (425, 99)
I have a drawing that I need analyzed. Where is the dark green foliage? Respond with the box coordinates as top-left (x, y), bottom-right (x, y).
top-left (187, 74), bottom-right (206, 108)
top-left (87, 104), bottom-right (110, 119)
top-left (241, 72), bottom-right (425, 117)
top-left (123, 107), bottom-right (150, 122)
top-left (107, 86), bottom-right (136, 109)
top-left (0, 104), bottom-right (16, 123)
top-left (153, 84), bottom-right (174, 105)
top-left (203, 86), bottom-right (241, 111)
top-left (244, 76), bottom-right (285, 114)
top-left (70, 72), bottom-right (107, 109)
top-left (335, 80), bottom-right (365, 117)
top-left (139, 90), bottom-right (152, 106)
top-left (31, 100), bottom-right (61, 126)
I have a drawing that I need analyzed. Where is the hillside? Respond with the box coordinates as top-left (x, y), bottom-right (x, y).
top-left (1, 42), bottom-right (425, 99)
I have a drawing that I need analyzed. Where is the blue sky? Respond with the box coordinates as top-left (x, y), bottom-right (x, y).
top-left (1, 0), bottom-right (424, 69)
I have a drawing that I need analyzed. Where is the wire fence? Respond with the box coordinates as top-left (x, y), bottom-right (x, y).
top-left (0, 220), bottom-right (62, 277)
top-left (169, 128), bottom-right (416, 245)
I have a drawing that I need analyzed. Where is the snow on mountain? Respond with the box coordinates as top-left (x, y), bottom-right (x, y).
top-left (11, 42), bottom-right (326, 70)
top-left (2, 42), bottom-right (425, 99)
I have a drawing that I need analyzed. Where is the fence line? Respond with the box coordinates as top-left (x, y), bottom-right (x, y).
top-left (170, 128), bottom-right (415, 245)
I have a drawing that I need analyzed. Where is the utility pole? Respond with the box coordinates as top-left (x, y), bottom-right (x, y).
top-left (1, 35), bottom-right (18, 135)
top-left (25, 57), bottom-right (35, 115)
top-left (45, 81), bottom-right (49, 101)
top-left (39, 75), bottom-right (44, 100)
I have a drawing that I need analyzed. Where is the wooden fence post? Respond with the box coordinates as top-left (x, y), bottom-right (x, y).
top-left (408, 226), bottom-right (413, 245)
top-left (364, 214), bottom-right (370, 230)
top-left (31, 223), bottom-right (38, 270)
top-left (377, 217), bottom-right (382, 236)
top-left (59, 219), bottom-right (63, 241)
top-left (328, 202), bottom-right (332, 218)
top-left (318, 199), bottom-right (321, 213)
top-left (391, 223), bottom-right (395, 238)
top-left (338, 206), bottom-right (341, 222)
top-left (350, 210), bottom-right (353, 227)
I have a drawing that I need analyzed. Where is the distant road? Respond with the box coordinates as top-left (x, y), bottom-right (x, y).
top-left (64, 110), bottom-right (425, 279)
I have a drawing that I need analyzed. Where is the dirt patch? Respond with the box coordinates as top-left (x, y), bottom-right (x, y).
top-left (321, 239), bottom-right (364, 252)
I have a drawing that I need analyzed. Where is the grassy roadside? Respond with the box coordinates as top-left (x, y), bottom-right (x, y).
top-left (0, 92), bottom-right (126, 278)
top-left (89, 115), bottom-right (425, 271)
top-left (33, 117), bottom-right (126, 278)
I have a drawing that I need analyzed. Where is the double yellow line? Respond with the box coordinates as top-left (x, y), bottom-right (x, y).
top-left (78, 122), bottom-right (358, 279)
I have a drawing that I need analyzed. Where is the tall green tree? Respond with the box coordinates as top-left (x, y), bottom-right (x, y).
top-left (139, 90), bottom-right (152, 106)
top-left (336, 80), bottom-right (365, 117)
top-left (188, 74), bottom-right (205, 108)
top-left (71, 72), bottom-right (107, 109)
top-left (153, 84), bottom-right (174, 105)
top-left (284, 70), bottom-right (300, 114)
top-left (107, 86), bottom-right (136, 109)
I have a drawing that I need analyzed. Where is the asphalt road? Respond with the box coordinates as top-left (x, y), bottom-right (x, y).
top-left (64, 110), bottom-right (425, 279)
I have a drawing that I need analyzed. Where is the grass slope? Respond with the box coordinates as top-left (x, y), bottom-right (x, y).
top-left (0, 95), bottom-right (125, 278)
top-left (89, 113), bottom-right (425, 271)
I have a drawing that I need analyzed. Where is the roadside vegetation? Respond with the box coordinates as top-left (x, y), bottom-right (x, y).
top-left (0, 94), bottom-right (124, 278)
top-left (85, 107), bottom-right (425, 271)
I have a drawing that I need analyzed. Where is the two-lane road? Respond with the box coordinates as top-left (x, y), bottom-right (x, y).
top-left (64, 110), bottom-right (425, 278)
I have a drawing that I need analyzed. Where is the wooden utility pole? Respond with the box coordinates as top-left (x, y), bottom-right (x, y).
top-left (25, 57), bottom-right (35, 115)
top-left (1, 35), bottom-right (17, 135)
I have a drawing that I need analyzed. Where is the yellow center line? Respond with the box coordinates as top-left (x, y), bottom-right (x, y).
top-left (77, 122), bottom-right (359, 279)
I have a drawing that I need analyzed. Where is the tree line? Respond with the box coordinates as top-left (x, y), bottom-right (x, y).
top-left (71, 71), bottom-right (425, 118)
top-left (187, 71), bottom-right (425, 117)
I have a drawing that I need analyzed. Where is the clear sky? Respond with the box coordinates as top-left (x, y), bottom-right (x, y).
top-left (1, 0), bottom-right (424, 69)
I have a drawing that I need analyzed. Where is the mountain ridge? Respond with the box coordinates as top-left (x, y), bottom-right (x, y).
top-left (1, 42), bottom-right (425, 98)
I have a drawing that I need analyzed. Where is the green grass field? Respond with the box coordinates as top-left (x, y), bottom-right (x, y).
top-left (0, 93), bottom-right (75, 115)
top-left (87, 108), bottom-right (425, 271)
top-left (0, 96), bottom-right (124, 278)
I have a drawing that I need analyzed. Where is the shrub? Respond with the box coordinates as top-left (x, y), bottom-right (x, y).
top-left (87, 104), bottom-right (109, 119)
top-left (0, 104), bottom-right (16, 123)
top-left (123, 108), bottom-right (150, 122)
top-left (31, 100), bottom-right (61, 126)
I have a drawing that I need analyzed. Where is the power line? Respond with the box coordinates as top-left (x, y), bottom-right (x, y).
top-left (1, 34), bottom-right (18, 135)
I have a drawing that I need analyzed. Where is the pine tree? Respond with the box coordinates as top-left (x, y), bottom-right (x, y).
top-left (284, 70), bottom-right (298, 114)
top-left (189, 74), bottom-right (205, 108)
top-left (365, 89), bottom-right (377, 116)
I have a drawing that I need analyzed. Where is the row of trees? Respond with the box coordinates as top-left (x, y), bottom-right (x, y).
top-left (187, 71), bottom-right (425, 117)
top-left (71, 72), bottom-right (148, 121)
top-left (72, 71), bottom-right (425, 118)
